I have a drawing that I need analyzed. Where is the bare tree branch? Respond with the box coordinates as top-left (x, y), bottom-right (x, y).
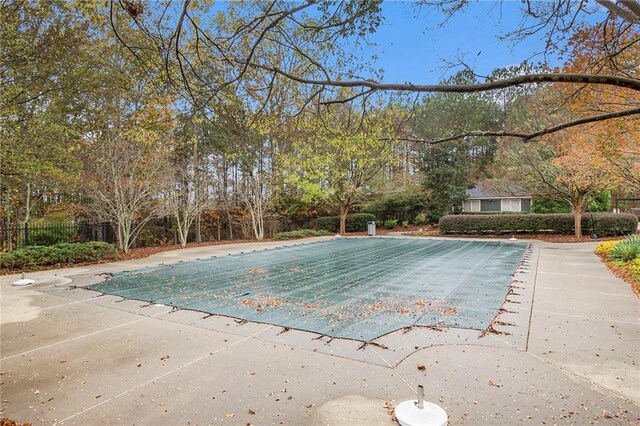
top-left (253, 65), bottom-right (640, 93)
top-left (390, 106), bottom-right (640, 144)
top-left (596, 0), bottom-right (640, 23)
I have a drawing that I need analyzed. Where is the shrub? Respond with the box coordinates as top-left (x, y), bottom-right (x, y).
top-left (28, 212), bottom-right (77, 246)
top-left (586, 191), bottom-right (612, 212)
top-left (413, 213), bottom-right (427, 225)
top-left (363, 188), bottom-right (427, 222)
top-left (0, 242), bottom-right (117, 270)
top-left (609, 234), bottom-right (640, 262)
top-left (531, 197), bottom-right (571, 214)
top-left (438, 213), bottom-right (638, 236)
top-left (595, 240), bottom-right (621, 256)
top-left (314, 213), bottom-right (377, 233)
top-left (630, 258), bottom-right (640, 281)
top-left (402, 220), bottom-right (409, 228)
top-left (29, 225), bottom-right (76, 246)
top-left (384, 219), bottom-right (398, 229)
top-left (274, 229), bottom-right (332, 240)
top-left (462, 211), bottom-right (527, 215)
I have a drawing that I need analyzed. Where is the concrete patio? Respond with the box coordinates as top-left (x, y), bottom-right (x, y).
top-left (1, 236), bottom-right (638, 425)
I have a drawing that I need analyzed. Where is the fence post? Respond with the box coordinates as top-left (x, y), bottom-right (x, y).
top-left (101, 222), bottom-right (108, 242)
top-left (24, 222), bottom-right (29, 246)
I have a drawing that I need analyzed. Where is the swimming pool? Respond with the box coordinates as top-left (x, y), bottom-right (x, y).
top-left (90, 238), bottom-right (527, 340)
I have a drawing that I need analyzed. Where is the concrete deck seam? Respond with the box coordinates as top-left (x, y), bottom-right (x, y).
top-left (524, 350), bottom-right (639, 405)
top-left (26, 294), bottom-right (107, 314)
top-left (525, 244), bottom-right (541, 352)
top-left (369, 346), bottom-right (417, 395)
top-left (56, 325), bottom-right (274, 424)
top-left (494, 331), bottom-right (637, 405)
top-left (1, 308), bottom-right (173, 361)
top-left (532, 309), bottom-right (640, 325)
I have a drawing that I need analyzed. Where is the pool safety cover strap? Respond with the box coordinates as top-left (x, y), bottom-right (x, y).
top-left (89, 238), bottom-right (527, 341)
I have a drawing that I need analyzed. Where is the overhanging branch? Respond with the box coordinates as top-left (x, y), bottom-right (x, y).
top-left (257, 65), bottom-right (640, 93)
top-left (389, 106), bottom-right (640, 144)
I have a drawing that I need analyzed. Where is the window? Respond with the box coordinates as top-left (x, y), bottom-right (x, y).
top-left (481, 199), bottom-right (501, 211)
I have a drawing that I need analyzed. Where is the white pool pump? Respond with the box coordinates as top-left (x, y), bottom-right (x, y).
top-left (395, 385), bottom-right (448, 426)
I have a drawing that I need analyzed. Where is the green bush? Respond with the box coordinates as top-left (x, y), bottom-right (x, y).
top-left (314, 213), bottom-right (377, 233)
top-left (384, 219), bottom-right (398, 229)
top-left (29, 225), bottom-right (76, 246)
top-left (402, 220), bottom-right (409, 228)
top-left (609, 235), bottom-right (640, 262)
top-left (363, 188), bottom-right (427, 222)
top-left (531, 197), bottom-right (571, 214)
top-left (413, 213), bottom-right (427, 225)
top-left (439, 213), bottom-right (637, 237)
top-left (586, 191), bottom-right (612, 212)
top-left (0, 242), bottom-right (117, 270)
top-left (274, 229), bottom-right (332, 240)
top-left (28, 212), bottom-right (77, 246)
top-left (463, 211), bottom-right (527, 215)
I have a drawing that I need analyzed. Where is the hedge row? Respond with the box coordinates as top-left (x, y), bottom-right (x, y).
top-left (463, 211), bottom-right (528, 215)
top-left (315, 213), bottom-right (377, 233)
top-left (0, 242), bottom-right (117, 270)
top-left (274, 229), bottom-right (332, 240)
top-left (439, 213), bottom-right (638, 236)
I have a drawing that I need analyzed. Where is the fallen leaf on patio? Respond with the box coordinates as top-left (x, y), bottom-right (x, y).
top-left (488, 380), bottom-right (501, 387)
top-left (95, 394), bottom-right (102, 399)
top-left (226, 413), bottom-right (235, 418)
top-left (417, 364), bottom-right (427, 371)
top-left (306, 404), bottom-right (315, 409)
top-left (248, 409), bottom-right (256, 414)
top-left (383, 401), bottom-right (395, 416)
top-left (160, 355), bottom-right (170, 361)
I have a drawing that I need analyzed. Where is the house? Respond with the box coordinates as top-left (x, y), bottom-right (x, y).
top-left (462, 182), bottom-right (532, 213)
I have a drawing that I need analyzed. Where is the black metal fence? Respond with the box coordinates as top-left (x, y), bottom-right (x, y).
top-left (0, 217), bottom-right (285, 252)
top-left (0, 222), bottom-right (115, 252)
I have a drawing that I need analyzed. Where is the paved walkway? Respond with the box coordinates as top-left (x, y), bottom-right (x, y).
top-left (1, 237), bottom-right (638, 425)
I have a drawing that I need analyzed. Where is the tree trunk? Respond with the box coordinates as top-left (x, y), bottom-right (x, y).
top-left (573, 209), bottom-right (582, 239)
top-left (572, 196), bottom-right (583, 239)
top-left (195, 214), bottom-right (202, 242)
top-left (339, 202), bottom-right (349, 235)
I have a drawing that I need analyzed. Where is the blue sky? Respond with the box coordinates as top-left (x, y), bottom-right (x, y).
top-left (357, 1), bottom-right (590, 84)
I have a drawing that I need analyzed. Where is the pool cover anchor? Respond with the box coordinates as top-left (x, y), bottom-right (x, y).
top-left (12, 272), bottom-right (35, 286)
top-left (394, 385), bottom-right (448, 426)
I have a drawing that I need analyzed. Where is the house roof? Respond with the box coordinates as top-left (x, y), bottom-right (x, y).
top-left (466, 182), bottom-right (531, 199)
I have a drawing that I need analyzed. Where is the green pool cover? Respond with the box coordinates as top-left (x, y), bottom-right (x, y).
top-left (90, 238), bottom-right (527, 341)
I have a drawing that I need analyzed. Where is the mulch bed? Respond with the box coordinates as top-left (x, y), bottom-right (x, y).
top-left (595, 253), bottom-right (640, 297)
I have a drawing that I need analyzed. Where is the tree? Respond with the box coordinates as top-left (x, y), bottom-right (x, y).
top-left (284, 106), bottom-right (401, 235)
top-left (0, 1), bottom-right (91, 225)
top-left (556, 24), bottom-right (640, 193)
top-left (499, 136), bottom-right (614, 238)
top-left (410, 71), bottom-right (503, 220)
top-left (106, 0), bottom-right (640, 140)
top-left (166, 121), bottom-right (213, 247)
top-left (85, 130), bottom-right (170, 252)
